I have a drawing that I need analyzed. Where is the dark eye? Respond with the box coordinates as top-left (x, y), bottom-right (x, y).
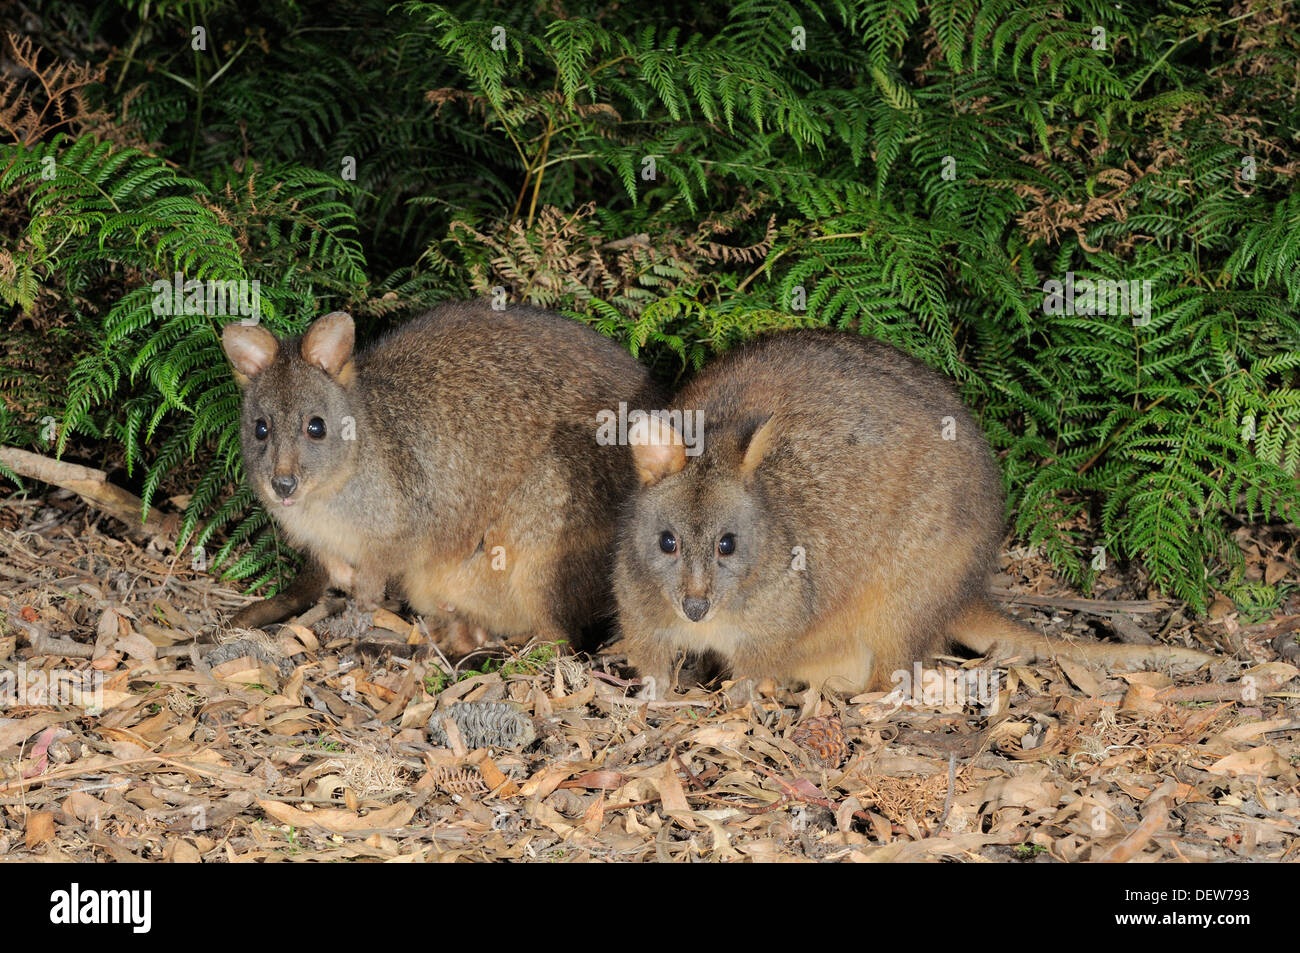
top-left (306, 417), bottom-right (326, 439)
top-left (658, 531), bottom-right (678, 554)
top-left (717, 533), bottom-right (736, 557)
top-left (254, 419), bottom-right (269, 441)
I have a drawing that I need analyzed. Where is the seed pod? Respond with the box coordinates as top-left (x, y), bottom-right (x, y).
top-left (428, 701), bottom-right (537, 750)
top-left (791, 715), bottom-right (847, 768)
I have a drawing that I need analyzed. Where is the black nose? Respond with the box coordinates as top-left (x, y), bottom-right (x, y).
top-left (682, 597), bottom-right (710, 622)
top-left (271, 475), bottom-right (298, 499)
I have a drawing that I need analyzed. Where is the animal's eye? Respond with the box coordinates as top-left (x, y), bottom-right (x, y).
top-left (658, 531), bottom-right (678, 555)
top-left (306, 417), bottom-right (326, 439)
top-left (717, 533), bottom-right (736, 557)
top-left (254, 419), bottom-right (269, 441)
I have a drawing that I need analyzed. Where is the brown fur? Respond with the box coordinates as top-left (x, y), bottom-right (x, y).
top-left (222, 301), bottom-right (663, 647)
top-left (615, 330), bottom-right (1209, 697)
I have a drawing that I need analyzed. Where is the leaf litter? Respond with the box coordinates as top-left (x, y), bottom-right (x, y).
top-left (1, 492), bottom-right (1298, 862)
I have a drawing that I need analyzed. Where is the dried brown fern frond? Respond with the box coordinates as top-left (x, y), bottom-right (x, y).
top-left (1013, 152), bottom-right (1139, 252)
top-left (448, 195), bottom-right (777, 313)
top-left (1224, 0), bottom-right (1299, 92)
top-left (0, 33), bottom-right (109, 147)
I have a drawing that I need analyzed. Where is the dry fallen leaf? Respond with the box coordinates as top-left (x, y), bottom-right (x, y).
top-left (1264, 561), bottom-right (1290, 587)
top-left (653, 761), bottom-right (690, 814)
top-left (25, 811), bottom-right (55, 850)
top-left (0, 712), bottom-right (74, 750)
top-left (1210, 717), bottom-right (1293, 746)
top-left (257, 799), bottom-right (416, 834)
top-left (1206, 746), bottom-right (1289, 780)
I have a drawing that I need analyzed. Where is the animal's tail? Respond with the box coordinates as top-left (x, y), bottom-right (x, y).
top-left (947, 599), bottom-right (1212, 672)
top-left (230, 556), bottom-right (328, 630)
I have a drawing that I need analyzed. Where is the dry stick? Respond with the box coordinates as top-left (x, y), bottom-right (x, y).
top-left (0, 750), bottom-right (226, 795)
top-left (6, 606), bottom-right (94, 658)
top-left (0, 446), bottom-right (172, 539)
top-left (931, 753), bottom-right (958, 836)
top-left (989, 588), bottom-right (1171, 615)
top-left (1154, 669), bottom-right (1297, 704)
top-left (673, 749), bottom-right (707, 791)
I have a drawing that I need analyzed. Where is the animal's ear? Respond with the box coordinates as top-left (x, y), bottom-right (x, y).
top-left (301, 311), bottom-right (356, 380)
top-left (222, 323), bottom-right (279, 386)
top-left (738, 413), bottom-right (777, 479)
top-left (628, 413), bottom-right (687, 486)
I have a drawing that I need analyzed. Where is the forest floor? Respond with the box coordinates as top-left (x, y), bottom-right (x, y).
top-left (1, 489), bottom-right (1298, 862)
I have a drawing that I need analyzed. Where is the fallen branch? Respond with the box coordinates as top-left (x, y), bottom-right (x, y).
top-left (990, 589), bottom-right (1171, 615)
top-left (0, 445), bottom-right (173, 540)
top-left (1154, 667), bottom-right (1298, 703)
top-left (6, 605), bottom-right (94, 658)
top-left (931, 753), bottom-right (958, 835)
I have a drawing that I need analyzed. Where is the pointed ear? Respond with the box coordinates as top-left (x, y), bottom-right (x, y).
top-left (628, 413), bottom-right (687, 486)
top-left (738, 413), bottom-right (777, 479)
top-left (301, 311), bottom-right (355, 379)
top-left (222, 323), bottom-right (279, 386)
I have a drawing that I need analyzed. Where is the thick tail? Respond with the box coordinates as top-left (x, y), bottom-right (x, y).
top-left (948, 599), bottom-right (1212, 673)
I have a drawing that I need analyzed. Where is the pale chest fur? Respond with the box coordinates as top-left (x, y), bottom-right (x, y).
top-left (272, 495), bottom-right (546, 637)
top-left (662, 616), bottom-right (752, 657)
top-left (271, 496), bottom-right (370, 568)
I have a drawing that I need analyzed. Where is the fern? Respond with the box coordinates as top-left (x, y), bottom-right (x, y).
top-left (3, 0), bottom-right (1299, 611)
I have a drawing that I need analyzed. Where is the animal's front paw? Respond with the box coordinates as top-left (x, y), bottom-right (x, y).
top-left (438, 616), bottom-right (495, 658)
top-left (634, 667), bottom-right (675, 701)
top-left (319, 554), bottom-right (356, 592)
top-left (343, 599), bottom-right (376, 635)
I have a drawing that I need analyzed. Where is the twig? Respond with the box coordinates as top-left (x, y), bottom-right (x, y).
top-left (673, 750), bottom-right (707, 791)
top-left (6, 605), bottom-right (94, 658)
top-left (932, 753), bottom-right (957, 835)
top-left (989, 588), bottom-right (1171, 615)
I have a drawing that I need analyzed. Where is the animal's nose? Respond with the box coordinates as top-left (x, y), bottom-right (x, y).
top-left (271, 475), bottom-right (298, 499)
top-left (682, 596), bottom-right (710, 622)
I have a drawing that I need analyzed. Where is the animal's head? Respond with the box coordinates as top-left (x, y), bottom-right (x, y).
top-left (622, 410), bottom-right (781, 625)
top-left (221, 311), bottom-right (360, 509)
